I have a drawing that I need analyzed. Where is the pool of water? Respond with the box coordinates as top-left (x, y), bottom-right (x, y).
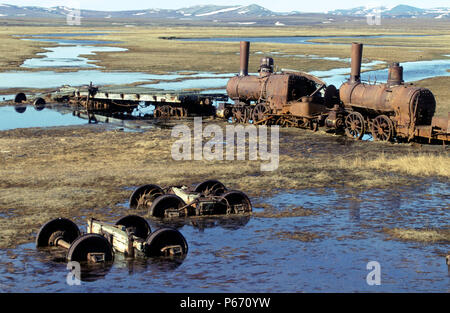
top-left (0, 106), bottom-right (87, 131)
top-left (22, 45), bottom-right (127, 69)
top-left (17, 33), bottom-right (126, 69)
top-left (311, 59), bottom-right (450, 87)
top-left (142, 77), bottom-right (232, 90)
top-left (0, 181), bottom-right (448, 292)
top-left (0, 71), bottom-right (202, 89)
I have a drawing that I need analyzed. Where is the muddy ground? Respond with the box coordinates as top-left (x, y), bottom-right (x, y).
top-left (0, 117), bottom-right (448, 250)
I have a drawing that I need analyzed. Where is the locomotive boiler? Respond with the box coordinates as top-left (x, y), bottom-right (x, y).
top-left (339, 42), bottom-right (448, 142)
top-left (223, 41), bottom-right (339, 129)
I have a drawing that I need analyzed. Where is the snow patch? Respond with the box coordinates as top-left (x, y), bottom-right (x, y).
top-left (195, 6), bottom-right (245, 17)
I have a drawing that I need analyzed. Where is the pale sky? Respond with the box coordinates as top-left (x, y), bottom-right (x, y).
top-left (1, 0), bottom-right (449, 13)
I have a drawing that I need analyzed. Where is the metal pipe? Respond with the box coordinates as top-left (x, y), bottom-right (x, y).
top-left (239, 41), bottom-right (250, 76)
top-left (350, 43), bottom-right (363, 83)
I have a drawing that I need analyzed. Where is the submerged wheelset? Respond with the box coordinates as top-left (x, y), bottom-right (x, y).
top-left (129, 179), bottom-right (252, 219)
top-left (36, 215), bottom-right (188, 263)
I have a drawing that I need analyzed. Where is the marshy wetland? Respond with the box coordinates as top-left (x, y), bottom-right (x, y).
top-left (0, 22), bottom-right (448, 292)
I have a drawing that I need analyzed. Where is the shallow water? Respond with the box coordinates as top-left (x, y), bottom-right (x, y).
top-left (22, 45), bottom-right (127, 69)
top-left (0, 181), bottom-right (448, 292)
top-left (142, 77), bottom-right (232, 90)
top-left (0, 71), bottom-right (188, 89)
top-left (0, 106), bottom-right (87, 131)
top-left (311, 59), bottom-right (450, 87)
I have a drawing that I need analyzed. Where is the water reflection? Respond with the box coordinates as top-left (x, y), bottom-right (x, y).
top-left (0, 105), bottom-right (87, 131)
top-left (149, 215), bottom-right (251, 233)
top-left (14, 105), bottom-right (27, 114)
top-left (114, 254), bottom-right (186, 275)
top-left (34, 244), bottom-right (186, 283)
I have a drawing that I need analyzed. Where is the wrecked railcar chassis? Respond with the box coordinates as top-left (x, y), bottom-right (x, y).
top-left (36, 215), bottom-right (188, 263)
top-left (129, 180), bottom-right (252, 218)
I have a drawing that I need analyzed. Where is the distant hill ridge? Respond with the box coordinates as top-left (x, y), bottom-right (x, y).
top-left (0, 3), bottom-right (448, 19)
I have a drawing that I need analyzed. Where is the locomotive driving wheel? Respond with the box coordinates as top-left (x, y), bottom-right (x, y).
top-left (371, 115), bottom-right (394, 142)
top-left (252, 104), bottom-right (269, 125)
top-left (232, 107), bottom-right (245, 124)
top-left (345, 112), bottom-right (366, 140)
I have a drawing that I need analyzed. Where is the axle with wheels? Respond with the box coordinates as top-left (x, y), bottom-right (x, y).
top-left (36, 215), bottom-right (188, 262)
top-left (129, 179), bottom-right (252, 219)
top-left (36, 218), bottom-right (113, 263)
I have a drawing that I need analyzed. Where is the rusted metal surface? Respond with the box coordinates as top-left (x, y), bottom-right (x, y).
top-left (350, 42), bottom-right (363, 84)
top-left (226, 41), bottom-right (337, 128)
top-left (239, 41), bottom-right (250, 77)
top-left (339, 42), bottom-right (447, 143)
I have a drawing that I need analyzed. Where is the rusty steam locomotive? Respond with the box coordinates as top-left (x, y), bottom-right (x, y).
top-left (222, 41), bottom-right (449, 143)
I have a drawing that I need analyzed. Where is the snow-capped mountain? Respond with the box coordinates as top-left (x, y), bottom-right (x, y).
top-left (328, 5), bottom-right (450, 18)
top-left (0, 3), bottom-right (448, 20)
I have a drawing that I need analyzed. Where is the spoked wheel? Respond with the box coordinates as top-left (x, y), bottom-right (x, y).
top-left (371, 115), bottom-right (394, 142)
top-left (67, 234), bottom-right (114, 263)
top-left (36, 218), bottom-right (81, 248)
top-left (252, 104), bottom-right (269, 125)
top-left (219, 190), bottom-right (252, 215)
top-left (232, 107), bottom-right (245, 124)
top-left (194, 180), bottom-right (227, 196)
top-left (149, 194), bottom-right (186, 218)
top-left (115, 215), bottom-right (152, 239)
top-left (129, 184), bottom-right (165, 209)
top-left (145, 228), bottom-right (188, 257)
top-left (345, 112), bottom-right (366, 140)
top-left (154, 105), bottom-right (171, 119)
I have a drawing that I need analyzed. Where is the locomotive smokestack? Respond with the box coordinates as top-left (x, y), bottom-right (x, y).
top-left (350, 43), bottom-right (363, 84)
top-left (239, 41), bottom-right (250, 76)
top-left (387, 62), bottom-right (404, 87)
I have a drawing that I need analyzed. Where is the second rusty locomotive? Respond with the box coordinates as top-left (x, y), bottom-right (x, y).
top-left (222, 41), bottom-right (449, 143)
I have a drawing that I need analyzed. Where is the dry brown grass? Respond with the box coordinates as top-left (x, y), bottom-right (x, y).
top-left (340, 152), bottom-right (450, 177)
top-left (384, 228), bottom-right (450, 243)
